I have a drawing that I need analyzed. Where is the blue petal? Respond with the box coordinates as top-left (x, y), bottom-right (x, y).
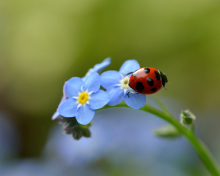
top-left (65, 77), bottom-right (84, 98)
top-left (89, 90), bottom-right (110, 110)
top-left (58, 98), bottom-right (78, 117)
top-left (82, 75), bottom-right (88, 81)
top-left (93, 57), bottom-right (111, 73)
top-left (82, 57), bottom-right (111, 81)
top-left (76, 105), bottom-right (95, 125)
top-left (124, 93), bottom-right (146, 109)
top-left (83, 72), bottom-right (100, 92)
top-left (62, 83), bottom-right (67, 99)
top-left (107, 86), bottom-right (124, 106)
top-left (52, 111), bottom-right (60, 120)
top-left (52, 95), bottom-right (67, 120)
top-left (101, 70), bottom-right (121, 89)
top-left (119, 60), bottom-right (140, 74)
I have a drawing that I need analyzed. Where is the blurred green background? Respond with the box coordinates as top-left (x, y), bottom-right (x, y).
top-left (0, 0), bottom-right (220, 175)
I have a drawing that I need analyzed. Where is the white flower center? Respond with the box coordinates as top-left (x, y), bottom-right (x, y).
top-left (119, 76), bottom-right (131, 92)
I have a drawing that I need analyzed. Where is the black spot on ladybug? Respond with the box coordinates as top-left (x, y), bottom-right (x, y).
top-left (132, 70), bottom-right (139, 77)
top-left (151, 88), bottom-right (157, 92)
top-left (147, 78), bottom-right (154, 86)
top-left (136, 82), bottom-right (144, 92)
top-left (144, 68), bottom-right (150, 74)
top-left (154, 71), bottom-right (160, 80)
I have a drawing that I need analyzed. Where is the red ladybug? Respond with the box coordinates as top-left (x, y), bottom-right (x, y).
top-left (128, 67), bottom-right (168, 95)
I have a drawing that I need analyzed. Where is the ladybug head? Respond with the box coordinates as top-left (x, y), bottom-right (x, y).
top-left (160, 71), bottom-right (168, 87)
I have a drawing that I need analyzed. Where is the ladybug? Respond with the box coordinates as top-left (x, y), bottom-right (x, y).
top-left (127, 67), bottom-right (168, 95)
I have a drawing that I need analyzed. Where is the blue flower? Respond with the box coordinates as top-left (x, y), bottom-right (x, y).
top-left (58, 72), bottom-right (110, 125)
top-left (52, 58), bottom-right (111, 120)
top-left (82, 57), bottom-right (111, 80)
top-left (101, 60), bottom-right (146, 109)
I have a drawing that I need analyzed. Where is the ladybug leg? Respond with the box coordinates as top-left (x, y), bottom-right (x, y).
top-left (132, 92), bottom-right (139, 94)
top-left (126, 91), bottom-right (130, 97)
top-left (123, 72), bottom-right (133, 77)
top-left (129, 89), bottom-right (138, 94)
top-left (126, 90), bottom-right (138, 97)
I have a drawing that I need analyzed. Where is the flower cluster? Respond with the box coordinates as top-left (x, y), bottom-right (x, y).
top-left (58, 72), bottom-right (110, 125)
top-left (52, 58), bottom-right (147, 139)
top-left (52, 58), bottom-right (111, 121)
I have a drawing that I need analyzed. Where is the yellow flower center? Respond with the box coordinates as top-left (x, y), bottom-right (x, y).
top-left (78, 92), bottom-right (89, 104)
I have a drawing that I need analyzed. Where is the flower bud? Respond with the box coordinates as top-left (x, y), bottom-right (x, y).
top-left (56, 116), bottom-right (92, 140)
top-left (180, 110), bottom-right (196, 126)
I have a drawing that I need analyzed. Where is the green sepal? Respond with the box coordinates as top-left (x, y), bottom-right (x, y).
top-left (72, 127), bottom-right (83, 140)
top-left (82, 129), bottom-right (91, 138)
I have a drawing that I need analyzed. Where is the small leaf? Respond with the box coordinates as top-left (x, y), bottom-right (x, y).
top-left (153, 125), bottom-right (181, 138)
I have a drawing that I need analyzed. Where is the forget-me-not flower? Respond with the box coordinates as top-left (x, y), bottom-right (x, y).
top-left (101, 60), bottom-right (146, 109)
top-left (58, 72), bottom-right (110, 125)
top-left (52, 58), bottom-right (111, 120)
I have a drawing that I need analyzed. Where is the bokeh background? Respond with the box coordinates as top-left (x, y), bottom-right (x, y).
top-left (1, 0), bottom-right (220, 175)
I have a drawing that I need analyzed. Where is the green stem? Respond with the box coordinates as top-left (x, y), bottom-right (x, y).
top-left (151, 95), bottom-right (171, 116)
top-left (103, 103), bottom-right (220, 176)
